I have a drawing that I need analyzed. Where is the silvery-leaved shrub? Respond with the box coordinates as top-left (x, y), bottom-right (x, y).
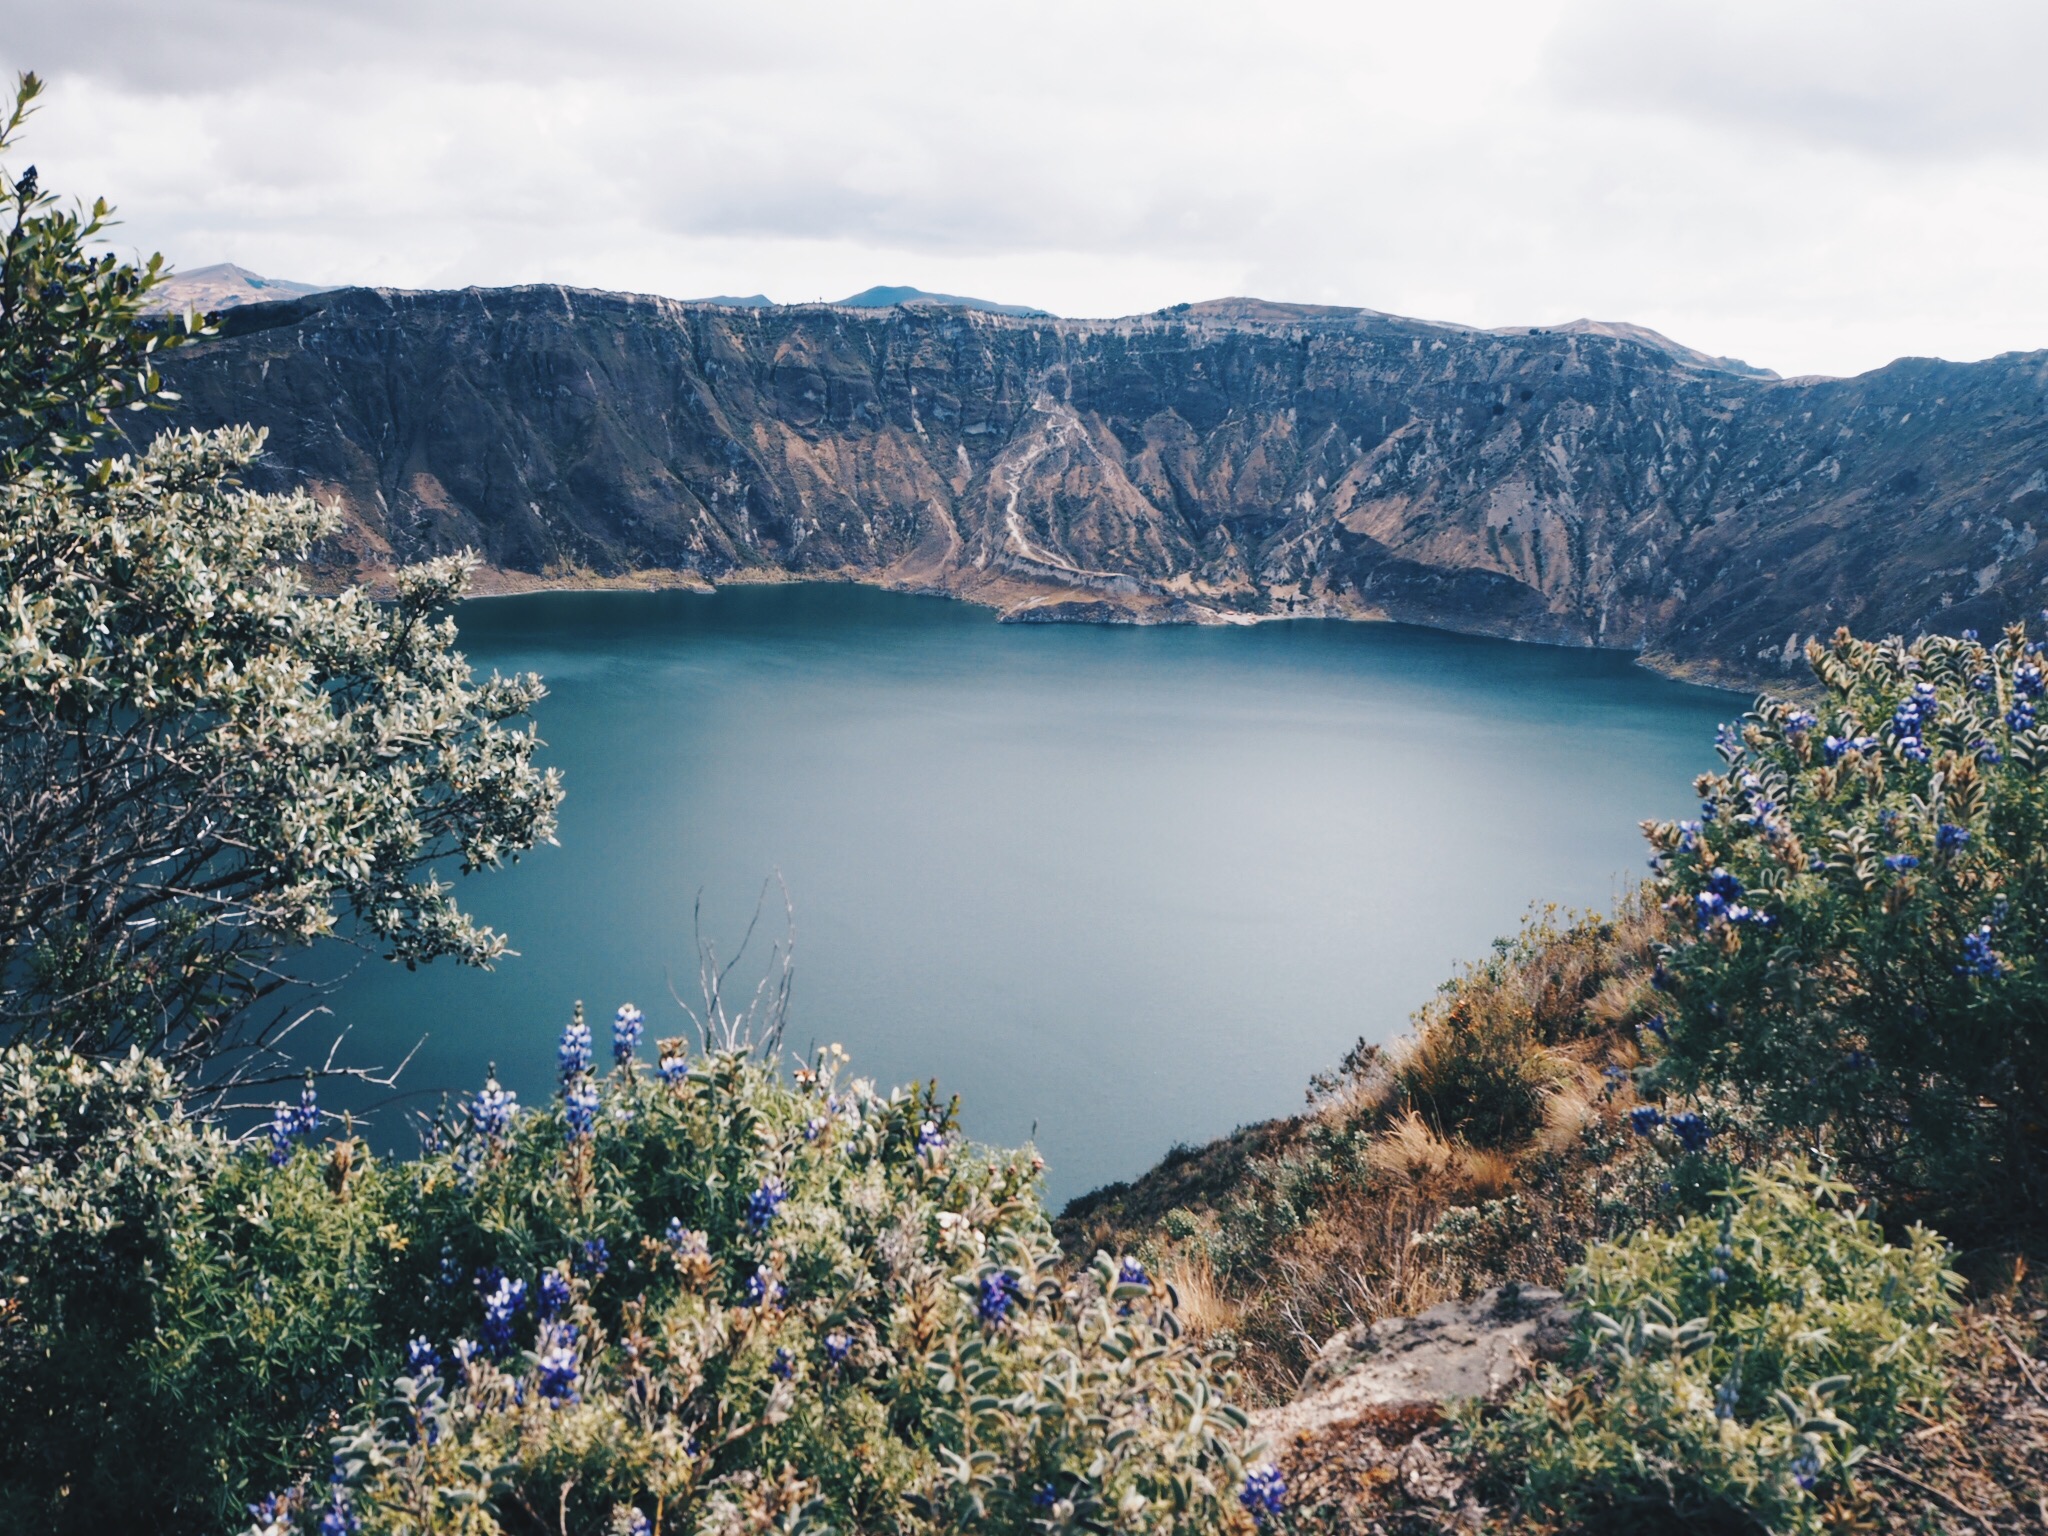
top-left (1643, 625), bottom-right (2048, 1237)
top-left (0, 1043), bottom-right (230, 1526)
top-left (0, 75), bottom-right (562, 1075)
top-left (1461, 1160), bottom-right (1958, 1535)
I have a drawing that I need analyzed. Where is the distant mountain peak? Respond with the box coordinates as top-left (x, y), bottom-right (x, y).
top-left (1522, 318), bottom-right (1777, 380)
top-left (684, 293), bottom-right (774, 308)
top-left (834, 285), bottom-right (1052, 319)
top-left (144, 263), bottom-right (331, 314)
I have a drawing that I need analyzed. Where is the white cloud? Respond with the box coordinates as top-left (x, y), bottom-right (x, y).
top-left (5, 0), bottom-right (2046, 377)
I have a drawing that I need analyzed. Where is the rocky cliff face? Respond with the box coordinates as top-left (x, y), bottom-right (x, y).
top-left (158, 286), bottom-right (2048, 686)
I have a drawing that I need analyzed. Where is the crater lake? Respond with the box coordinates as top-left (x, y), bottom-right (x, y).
top-left (321, 584), bottom-right (1733, 1205)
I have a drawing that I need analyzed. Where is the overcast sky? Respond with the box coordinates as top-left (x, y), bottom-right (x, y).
top-left (5, 0), bottom-right (2045, 378)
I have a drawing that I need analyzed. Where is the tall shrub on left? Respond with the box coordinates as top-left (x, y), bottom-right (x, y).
top-left (0, 72), bottom-right (556, 1533)
top-left (0, 73), bottom-right (562, 1076)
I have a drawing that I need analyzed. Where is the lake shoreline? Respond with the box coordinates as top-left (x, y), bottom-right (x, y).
top-left (436, 563), bottom-right (1761, 698)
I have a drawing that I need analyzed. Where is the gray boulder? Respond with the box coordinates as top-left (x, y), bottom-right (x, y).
top-left (1259, 1282), bottom-right (1575, 1447)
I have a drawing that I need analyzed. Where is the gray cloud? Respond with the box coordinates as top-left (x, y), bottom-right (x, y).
top-left (1546, 0), bottom-right (2048, 158)
top-left (4, 0), bottom-right (2047, 376)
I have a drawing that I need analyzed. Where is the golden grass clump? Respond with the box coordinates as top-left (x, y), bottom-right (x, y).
top-left (1365, 1109), bottom-right (1454, 1182)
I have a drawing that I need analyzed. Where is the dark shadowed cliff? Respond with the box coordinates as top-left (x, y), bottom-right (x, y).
top-left (157, 286), bottom-right (2048, 686)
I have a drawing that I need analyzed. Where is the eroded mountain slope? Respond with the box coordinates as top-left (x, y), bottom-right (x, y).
top-left (159, 287), bottom-right (2048, 685)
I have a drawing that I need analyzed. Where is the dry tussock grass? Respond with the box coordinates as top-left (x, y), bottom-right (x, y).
top-left (1366, 1110), bottom-right (1454, 1182)
top-left (1532, 1066), bottom-right (1604, 1159)
top-left (1235, 1182), bottom-right (1461, 1401)
top-left (1452, 1145), bottom-right (1518, 1200)
top-left (1159, 1248), bottom-right (1239, 1340)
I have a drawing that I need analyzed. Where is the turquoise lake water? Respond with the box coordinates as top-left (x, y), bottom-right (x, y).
top-left (321, 584), bottom-right (1734, 1205)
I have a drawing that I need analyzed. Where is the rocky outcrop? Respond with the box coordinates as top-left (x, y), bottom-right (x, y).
top-left (1261, 1283), bottom-right (1574, 1444)
top-left (155, 287), bottom-right (2048, 687)
top-left (1254, 1284), bottom-right (1574, 1534)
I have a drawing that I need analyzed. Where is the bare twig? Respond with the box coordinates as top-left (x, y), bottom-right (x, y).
top-left (1992, 1321), bottom-right (2048, 1406)
top-left (664, 875), bottom-right (796, 1057)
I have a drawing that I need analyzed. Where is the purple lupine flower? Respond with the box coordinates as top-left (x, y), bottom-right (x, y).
top-left (2017, 663), bottom-right (2045, 698)
top-left (1629, 1105), bottom-right (1664, 1136)
top-left (977, 1270), bottom-right (1020, 1325)
top-left (824, 1330), bottom-right (852, 1366)
top-left (1668, 1112), bottom-right (1712, 1153)
top-left (477, 1271), bottom-right (528, 1357)
top-left (405, 1336), bottom-right (441, 1378)
top-left (1117, 1259), bottom-right (1150, 1289)
top-left (266, 1103), bottom-right (298, 1167)
top-left (658, 1048), bottom-right (688, 1085)
top-left (292, 1079), bottom-right (320, 1138)
top-left (770, 1347), bottom-right (795, 1379)
top-left (563, 1078), bottom-right (600, 1142)
top-left (537, 1269), bottom-right (572, 1319)
top-left (319, 1458), bottom-right (358, 1536)
top-left (1936, 822), bottom-right (1971, 851)
top-left (612, 1003), bottom-right (643, 1065)
top-left (1783, 709), bottom-right (1817, 735)
top-left (469, 1077), bottom-right (517, 1139)
top-left (2009, 700), bottom-right (2036, 733)
top-left (916, 1119), bottom-right (948, 1157)
top-left (535, 1320), bottom-right (579, 1402)
top-left (574, 1237), bottom-right (609, 1277)
top-left (1883, 854), bottom-right (1920, 872)
top-left (745, 1177), bottom-right (787, 1233)
top-left (743, 1266), bottom-right (778, 1308)
top-left (558, 1015), bottom-right (593, 1081)
top-left (1958, 923), bottom-right (2005, 980)
top-left (1240, 1464), bottom-right (1287, 1528)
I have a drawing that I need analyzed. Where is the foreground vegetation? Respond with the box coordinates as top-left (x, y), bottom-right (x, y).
top-left (2, 1028), bottom-right (1264, 1535)
top-left (3, 70), bottom-right (2046, 1536)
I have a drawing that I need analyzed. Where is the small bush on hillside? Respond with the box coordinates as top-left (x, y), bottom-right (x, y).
top-left (1462, 1160), bottom-right (1959, 1536)
top-left (1392, 908), bottom-right (1637, 1151)
top-left (0, 1022), bottom-right (1267, 1536)
top-left (1646, 625), bottom-right (2048, 1235)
